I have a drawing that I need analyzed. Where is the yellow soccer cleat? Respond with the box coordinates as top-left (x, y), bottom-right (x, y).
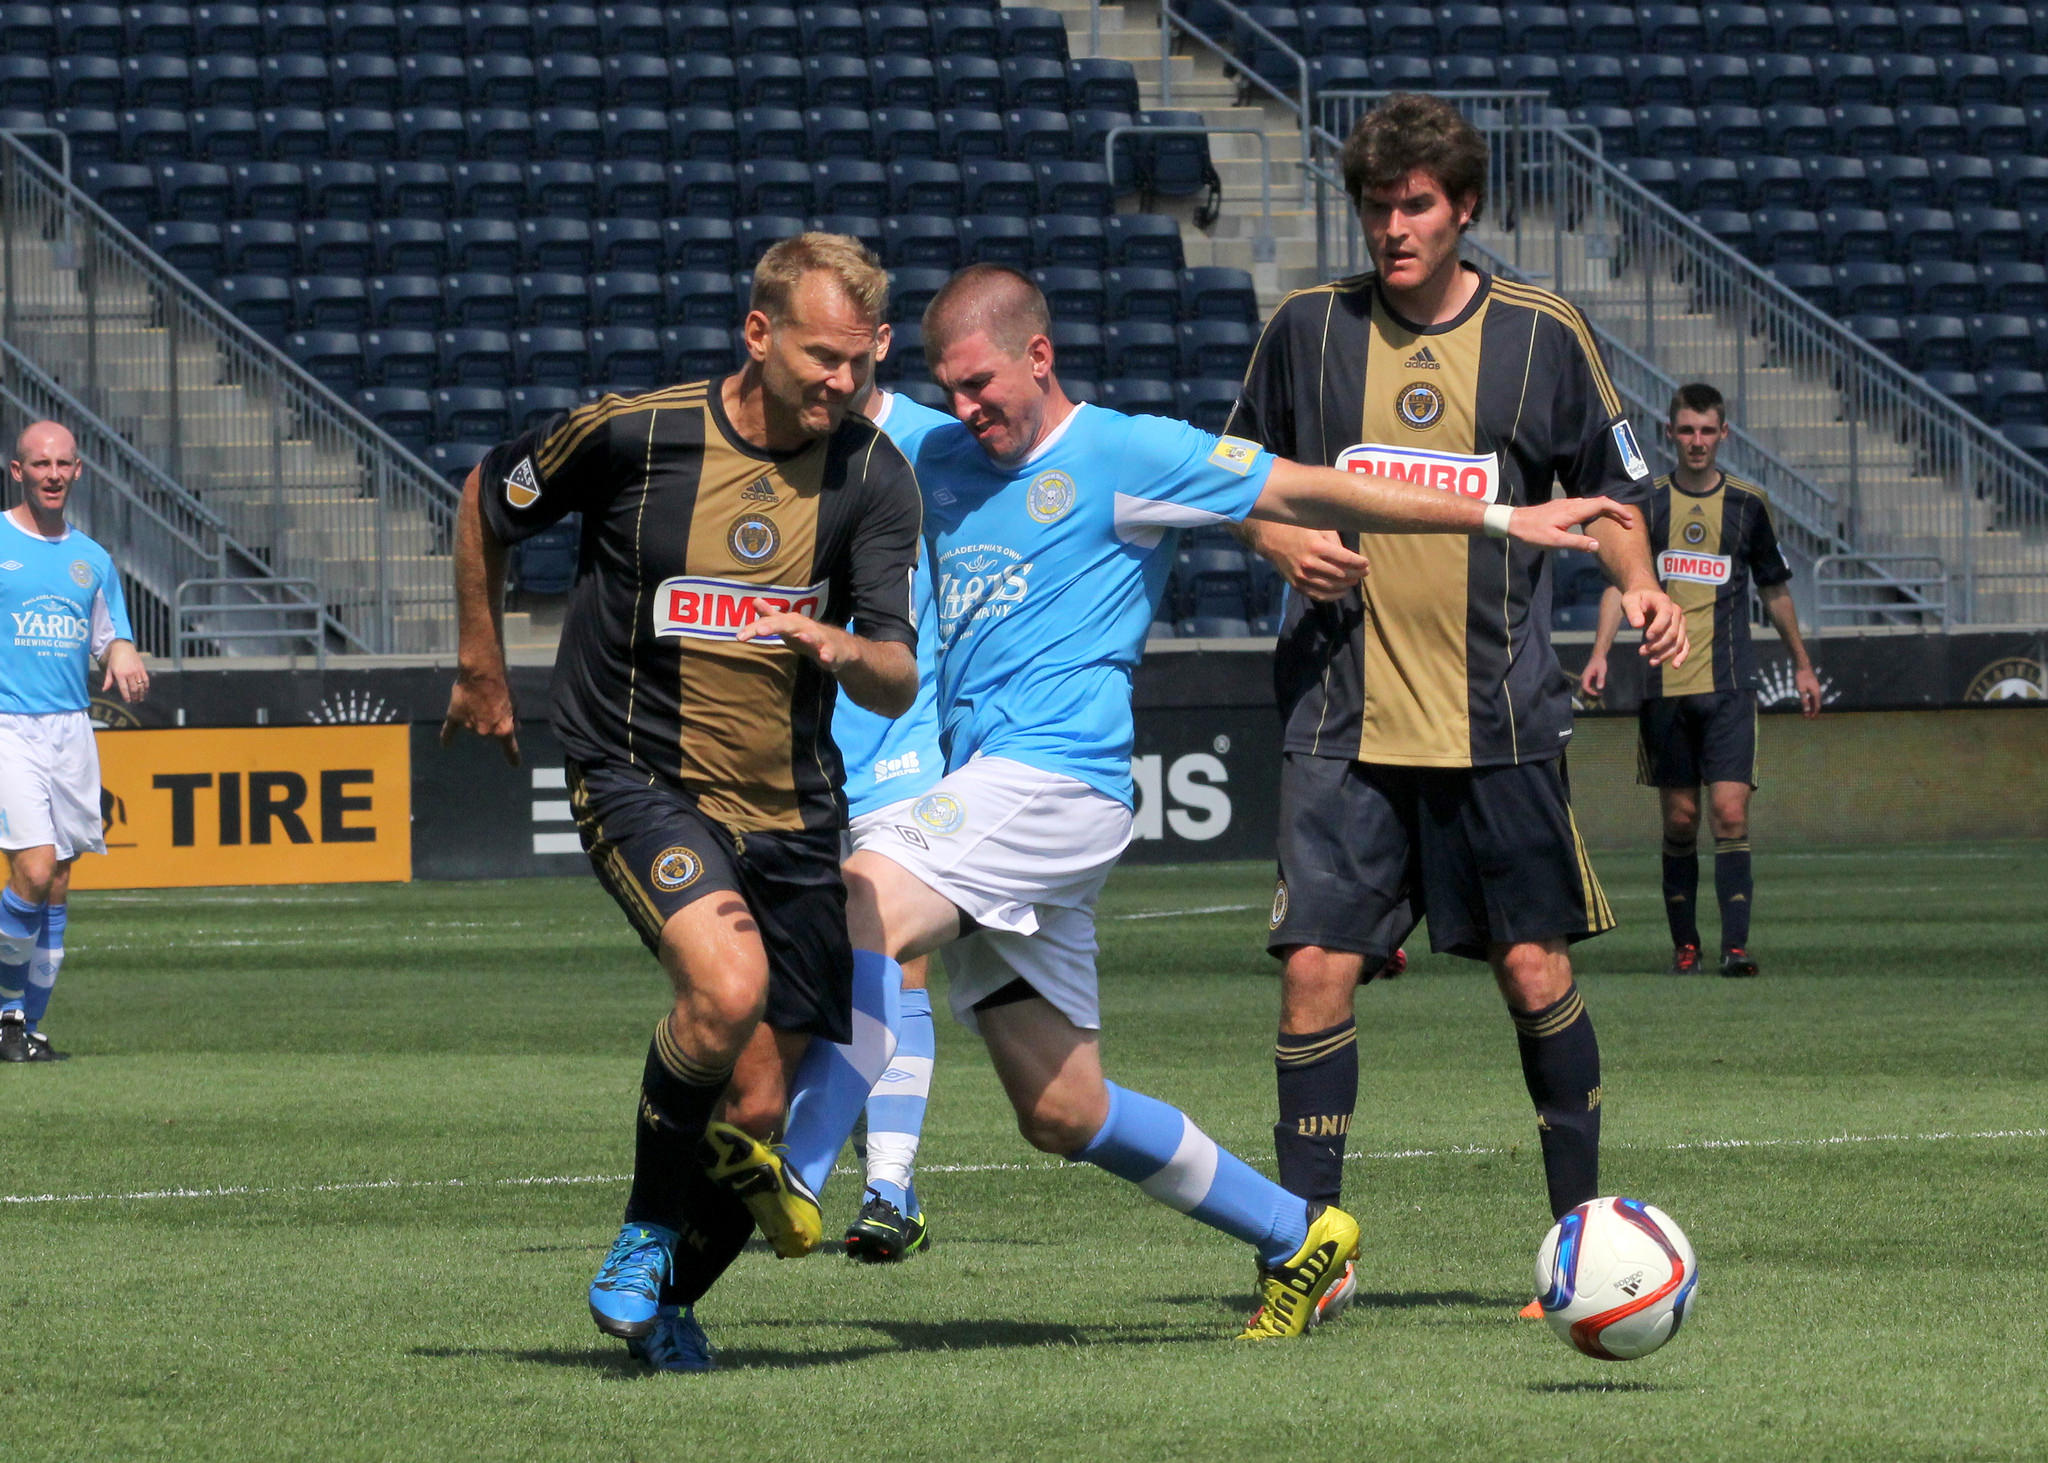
top-left (699, 1120), bottom-right (824, 1259)
top-left (1237, 1204), bottom-right (1361, 1340)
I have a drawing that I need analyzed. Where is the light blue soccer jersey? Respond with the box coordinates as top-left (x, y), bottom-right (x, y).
top-left (0, 515), bottom-right (133, 715)
top-left (913, 403), bottom-right (1274, 806)
top-left (838, 390), bottom-right (953, 817)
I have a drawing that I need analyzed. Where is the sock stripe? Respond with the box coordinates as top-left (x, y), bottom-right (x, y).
top-left (652, 1018), bottom-right (730, 1088)
top-left (1513, 987), bottom-right (1587, 1041)
top-left (1274, 1026), bottom-right (1358, 1067)
top-left (1715, 838), bottom-right (1751, 854)
top-left (1135, 1113), bottom-right (1222, 1213)
top-left (1662, 838), bottom-right (1696, 857)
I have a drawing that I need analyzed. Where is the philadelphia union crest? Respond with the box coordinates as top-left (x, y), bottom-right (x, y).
top-left (651, 846), bottom-right (704, 892)
top-left (1683, 520), bottom-right (1707, 544)
top-left (1027, 470), bottom-right (1076, 523)
top-left (1269, 881), bottom-right (1289, 929)
top-left (728, 515), bottom-right (779, 563)
top-left (1395, 382), bottom-right (1445, 430)
top-left (912, 792), bottom-right (966, 834)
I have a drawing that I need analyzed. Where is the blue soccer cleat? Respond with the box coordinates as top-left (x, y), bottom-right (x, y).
top-left (626, 1304), bottom-right (715, 1373)
top-left (589, 1221), bottom-right (678, 1339)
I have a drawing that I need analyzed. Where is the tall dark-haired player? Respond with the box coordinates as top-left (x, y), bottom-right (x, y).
top-left (1229, 93), bottom-right (1689, 1320)
top-left (1581, 382), bottom-right (1820, 979)
top-left (441, 233), bottom-right (923, 1371)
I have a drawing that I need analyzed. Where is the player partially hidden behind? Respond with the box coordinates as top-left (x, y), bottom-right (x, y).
top-left (1227, 94), bottom-right (1688, 1319)
top-left (0, 421), bottom-right (149, 1062)
top-left (1581, 382), bottom-right (1820, 979)
top-left (441, 235), bottom-right (923, 1372)
top-left (821, 356), bottom-right (953, 1263)
top-left (776, 264), bottom-right (1643, 1340)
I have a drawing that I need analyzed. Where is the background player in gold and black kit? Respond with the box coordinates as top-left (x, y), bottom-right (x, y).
top-left (442, 235), bottom-right (922, 1369)
top-left (1230, 95), bottom-right (1687, 1314)
top-left (1582, 382), bottom-right (1821, 979)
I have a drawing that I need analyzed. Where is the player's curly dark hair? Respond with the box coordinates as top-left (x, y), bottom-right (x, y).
top-left (1340, 93), bottom-right (1488, 229)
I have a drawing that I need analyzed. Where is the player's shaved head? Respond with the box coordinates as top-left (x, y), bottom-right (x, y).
top-left (921, 265), bottom-right (1052, 363)
top-left (12, 420), bottom-right (77, 466)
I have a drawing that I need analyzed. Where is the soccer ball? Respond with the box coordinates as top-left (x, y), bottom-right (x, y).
top-left (1534, 1196), bottom-right (1698, 1361)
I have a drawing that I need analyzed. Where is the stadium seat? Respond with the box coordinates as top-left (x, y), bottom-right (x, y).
top-left (1003, 107), bottom-right (1072, 161)
top-left (583, 271), bottom-right (662, 329)
top-left (1182, 267), bottom-right (1260, 327)
top-left (588, 326), bottom-right (665, 392)
top-left (396, 55), bottom-right (464, 108)
top-left (1866, 155), bottom-right (1936, 209)
top-left (300, 159), bottom-right (375, 221)
top-left (734, 158), bottom-right (812, 217)
top-left (452, 161), bottom-right (527, 219)
top-left (1558, 56), bottom-right (1626, 109)
top-left (1980, 261), bottom-right (2048, 312)
top-left (447, 218), bottom-right (521, 272)
top-left (1568, 105), bottom-right (1637, 155)
top-left (513, 271), bottom-right (586, 328)
top-left (466, 3), bottom-right (532, 54)
top-left (667, 56), bottom-right (736, 111)
top-left (1835, 261), bottom-right (1911, 313)
top-left (1751, 207), bottom-right (1825, 263)
top-left (1735, 155), bottom-right (1805, 209)
top-left (885, 266), bottom-right (951, 326)
top-left (194, 4), bottom-right (264, 55)
top-left (213, 273), bottom-right (293, 339)
top-left (1978, 367), bottom-right (2048, 423)
top-left (515, 219), bottom-right (590, 274)
top-left (665, 4), bottom-right (733, 54)
top-left (1760, 103), bottom-right (1833, 156)
top-left (222, 217), bottom-right (299, 274)
top-left (1962, 103), bottom-right (2029, 153)
top-left (368, 272), bottom-right (445, 328)
top-left (1844, 312), bottom-right (1905, 363)
top-left (1050, 321), bottom-right (1105, 380)
top-left (1895, 313), bottom-right (1969, 370)
top-left (1030, 216), bottom-right (1106, 269)
top-left (1624, 55), bottom-right (1689, 108)
top-left (1107, 266), bottom-right (1184, 324)
top-left (730, 5), bottom-right (801, 56)
top-left (353, 387), bottom-right (435, 452)
top-left (663, 218), bottom-right (738, 272)
top-left (1999, 56), bottom-right (2048, 106)
top-left (1099, 377), bottom-right (1175, 416)
top-left (866, 6), bottom-right (931, 56)
top-left (1820, 207), bottom-right (1892, 262)
top-left (1694, 208), bottom-right (1755, 254)
top-left (155, 159), bottom-right (229, 219)
top-left (871, 106), bottom-right (938, 163)
top-left (1037, 161), bottom-right (1114, 216)
top-left (1928, 153), bottom-right (1997, 209)
top-left (443, 272), bottom-right (517, 329)
top-left (997, 7), bottom-right (1068, 61)
top-left (1032, 266), bottom-right (1107, 325)
top-left (1967, 313), bottom-right (2036, 369)
top-left (1368, 54), bottom-right (1435, 92)
top-left (962, 159), bottom-right (1037, 216)
top-left (80, 160), bottom-right (156, 231)
top-left (393, 107), bottom-right (463, 163)
top-left (1635, 3), bottom-right (1708, 52)
top-left (595, 160), bottom-right (671, 221)
top-left (1369, 4), bottom-right (1439, 53)
top-left (736, 105), bottom-right (806, 160)
top-left (734, 214), bottom-right (806, 267)
top-left (286, 329), bottom-right (364, 395)
top-left (439, 327), bottom-right (516, 387)
top-left (1907, 260), bottom-right (1984, 315)
top-left (1135, 110), bottom-right (1216, 200)
top-left (956, 215), bottom-right (1029, 269)
top-left (1887, 207), bottom-right (1959, 262)
top-left (380, 160), bottom-right (452, 219)
top-left (669, 107), bottom-right (738, 162)
top-left (735, 54), bottom-right (805, 109)
top-left (2000, 423), bottom-right (2048, 463)
top-left (661, 325), bottom-right (734, 379)
top-left (1937, 54), bottom-right (2005, 105)
top-left (581, 219), bottom-right (660, 276)
top-left (1104, 321), bottom-right (1180, 379)
top-left (658, 270), bottom-right (731, 327)
top-left (937, 107), bottom-right (1004, 161)
top-left (1769, 261), bottom-right (1838, 313)
top-left (1179, 320), bottom-right (1254, 380)
top-left (292, 274), bottom-right (370, 332)
top-left (1698, 104), bottom-right (1765, 156)
top-left (869, 56), bottom-right (936, 111)
top-left (1618, 157), bottom-right (1681, 206)
top-left (122, 54), bottom-right (192, 108)
top-left (1002, 57), bottom-right (1068, 111)
top-left (1954, 205), bottom-right (2027, 262)
top-left (1104, 214), bottom-right (1186, 270)
top-left (506, 384), bottom-right (580, 431)
top-left (804, 56), bottom-right (871, 110)
top-left (533, 3), bottom-right (600, 54)
top-left (55, 54), bottom-right (123, 108)
top-left (1069, 58), bottom-right (1139, 115)
top-left (877, 214), bottom-right (959, 270)
top-left (369, 220), bottom-right (444, 272)
top-left (298, 217), bottom-right (373, 273)
top-left (119, 105), bottom-right (187, 161)
top-left (257, 55), bottom-right (327, 110)
top-left (1748, 53), bottom-right (1817, 106)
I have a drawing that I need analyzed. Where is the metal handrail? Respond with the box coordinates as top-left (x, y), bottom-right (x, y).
top-left (1158, 0), bottom-right (1312, 205)
top-left (0, 129), bottom-right (460, 653)
top-left (172, 578), bottom-right (329, 668)
top-left (1813, 554), bottom-right (1949, 627)
top-left (0, 126), bottom-right (70, 185)
top-left (1105, 124), bottom-right (1275, 262)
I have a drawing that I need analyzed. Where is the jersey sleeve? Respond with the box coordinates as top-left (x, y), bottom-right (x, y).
top-left (1110, 413), bottom-right (1275, 542)
top-left (1224, 292), bottom-right (1300, 453)
top-left (841, 432), bottom-right (923, 649)
top-left (1546, 304), bottom-right (1653, 505)
top-left (90, 559), bottom-right (133, 656)
top-left (1743, 493), bottom-right (1794, 588)
top-left (476, 398), bottom-right (635, 545)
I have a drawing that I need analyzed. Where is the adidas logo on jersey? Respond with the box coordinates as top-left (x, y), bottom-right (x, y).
top-left (741, 475), bottom-right (778, 504)
top-left (1404, 346), bottom-right (1441, 369)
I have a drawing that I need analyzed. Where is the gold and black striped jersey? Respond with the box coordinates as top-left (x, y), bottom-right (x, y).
top-left (1642, 472), bottom-right (1792, 699)
top-left (477, 377), bottom-right (922, 835)
top-left (1228, 266), bottom-right (1651, 768)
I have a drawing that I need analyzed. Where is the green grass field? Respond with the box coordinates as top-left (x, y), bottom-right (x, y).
top-left (4, 844), bottom-right (2046, 1462)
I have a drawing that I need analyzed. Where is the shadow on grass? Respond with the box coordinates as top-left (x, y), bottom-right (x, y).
top-left (1355, 1290), bottom-right (1517, 1311)
top-left (416, 1315), bottom-right (1212, 1374)
top-left (1527, 1379), bottom-right (1669, 1394)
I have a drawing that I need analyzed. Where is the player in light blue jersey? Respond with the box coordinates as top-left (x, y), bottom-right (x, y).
top-left (0, 421), bottom-right (150, 1062)
top-left (774, 267), bottom-right (1637, 1338)
top-left (822, 371), bottom-right (952, 1262)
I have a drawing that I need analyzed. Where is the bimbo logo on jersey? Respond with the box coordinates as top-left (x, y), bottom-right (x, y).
top-left (652, 575), bottom-right (830, 642)
top-left (1657, 549), bottom-right (1732, 585)
top-left (1336, 443), bottom-right (1501, 503)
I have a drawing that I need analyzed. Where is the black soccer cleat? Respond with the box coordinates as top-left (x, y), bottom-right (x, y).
top-left (843, 1189), bottom-right (930, 1263)
top-left (1719, 947), bottom-right (1760, 978)
top-left (22, 1030), bottom-right (68, 1061)
top-left (0, 1012), bottom-right (30, 1063)
top-left (1667, 943), bottom-right (1703, 976)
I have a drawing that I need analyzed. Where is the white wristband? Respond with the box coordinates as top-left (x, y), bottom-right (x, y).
top-left (1481, 503), bottom-right (1516, 539)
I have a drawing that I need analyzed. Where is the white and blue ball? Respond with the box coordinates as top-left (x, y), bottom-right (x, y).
top-left (1535, 1196), bottom-right (1698, 1360)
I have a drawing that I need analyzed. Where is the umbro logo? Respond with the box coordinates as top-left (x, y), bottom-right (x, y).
top-left (893, 825), bottom-right (929, 849)
top-left (0, 561), bottom-right (19, 571)
top-left (1404, 346), bottom-right (1441, 369)
top-left (741, 475), bottom-right (778, 505)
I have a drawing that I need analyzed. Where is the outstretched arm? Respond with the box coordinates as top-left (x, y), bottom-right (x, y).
top-left (1247, 458), bottom-right (1635, 552)
top-left (1587, 514), bottom-right (1687, 670)
top-left (440, 466), bottom-right (521, 766)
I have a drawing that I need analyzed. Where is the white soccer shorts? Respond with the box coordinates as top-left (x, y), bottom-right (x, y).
top-left (0, 711), bottom-right (107, 860)
top-left (851, 755), bottom-right (1134, 1032)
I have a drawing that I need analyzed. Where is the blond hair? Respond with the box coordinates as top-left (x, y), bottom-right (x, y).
top-left (750, 232), bottom-right (890, 326)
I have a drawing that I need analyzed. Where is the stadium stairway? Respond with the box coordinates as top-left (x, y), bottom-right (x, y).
top-left (0, 223), bottom-right (454, 653)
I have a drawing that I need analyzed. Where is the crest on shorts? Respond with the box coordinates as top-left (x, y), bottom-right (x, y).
top-left (727, 515), bottom-right (780, 563)
top-left (1395, 382), bottom-right (1445, 430)
top-left (504, 456), bottom-right (541, 509)
top-left (650, 846), bottom-right (703, 892)
top-left (1269, 880), bottom-right (1289, 929)
top-left (1026, 470), bottom-right (1076, 523)
top-left (69, 560), bottom-right (93, 587)
top-left (912, 792), bottom-right (965, 835)
top-left (1683, 520), bottom-right (1706, 545)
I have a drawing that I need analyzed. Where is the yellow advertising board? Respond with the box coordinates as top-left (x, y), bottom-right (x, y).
top-left (71, 726), bottom-right (412, 889)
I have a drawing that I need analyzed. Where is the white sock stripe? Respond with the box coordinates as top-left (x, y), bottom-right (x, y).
top-left (865, 1132), bottom-right (921, 1192)
top-left (872, 1054), bottom-right (935, 1095)
top-left (846, 1007), bottom-right (895, 1087)
top-left (1135, 1115), bottom-right (1221, 1214)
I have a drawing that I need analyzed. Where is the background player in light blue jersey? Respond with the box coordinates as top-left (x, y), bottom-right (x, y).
top-left (0, 421), bottom-right (149, 1062)
top-left (772, 266), bottom-right (1635, 1338)
top-left (817, 364), bottom-right (952, 1262)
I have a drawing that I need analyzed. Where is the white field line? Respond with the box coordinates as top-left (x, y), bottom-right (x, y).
top-left (1108, 904), bottom-right (1258, 920)
top-left (5, 1128), bottom-right (2043, 1209)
